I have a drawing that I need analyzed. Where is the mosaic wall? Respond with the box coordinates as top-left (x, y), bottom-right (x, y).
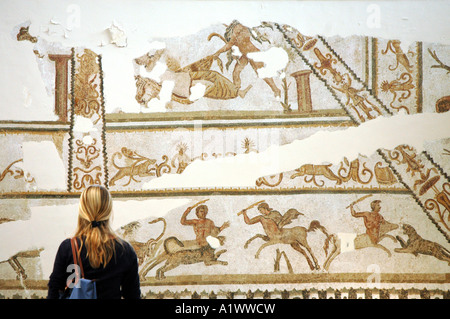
top-left (0, 20), bottom-right (449, 299)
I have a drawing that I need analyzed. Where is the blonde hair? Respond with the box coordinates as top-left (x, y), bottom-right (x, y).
top-left (74, 185), bottom-right (121, 268)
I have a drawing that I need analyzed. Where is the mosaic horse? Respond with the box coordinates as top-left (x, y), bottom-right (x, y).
top-left (242, 207), bottom-right (331, 271)
top-left (323, 220), bottom-right (399, 271)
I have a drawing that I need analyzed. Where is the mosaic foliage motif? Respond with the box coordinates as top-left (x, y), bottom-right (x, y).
top-left (0, 20), bottom-right (449, 299)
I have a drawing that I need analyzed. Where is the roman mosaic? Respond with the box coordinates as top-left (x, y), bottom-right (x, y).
top-left (1, 19), bottom-right (449, 299)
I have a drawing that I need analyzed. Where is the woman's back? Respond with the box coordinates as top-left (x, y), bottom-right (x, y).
top-left (48, 237), bottom-right (141, 299)
top-left (47, 185), bottom-right (141, 299)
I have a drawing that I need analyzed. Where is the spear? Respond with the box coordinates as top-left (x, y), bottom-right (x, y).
top-left (190, 199), bottom-right (209, 210)
top-left (237, 200), bottom-right (265, 216)
top-left (346, 194), bottom-right (373, 209)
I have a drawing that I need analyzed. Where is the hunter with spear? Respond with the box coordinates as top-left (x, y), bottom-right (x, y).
top-left (348, 195), bottom-right (398, 245)
top-left (181, 199), bottom-right (230, 247)
top-left (323, 195), bottom-right (399, 271)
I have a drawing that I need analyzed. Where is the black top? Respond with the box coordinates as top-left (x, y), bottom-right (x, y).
top-left (47, 237), bottom-right (141, 299)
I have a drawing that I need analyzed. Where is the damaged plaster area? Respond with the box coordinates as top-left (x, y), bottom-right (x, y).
top-left (0, 197), bottom-right (192, 279)
top-left (133, 44), bottom-right (291, 110)
top-left (1, 1), bottom-right (450, 295)
top-left (143, 112), bottom-right (450, 190)
top-left (21, 141), bottom-right (66, 190)
top-left (107, 21), bottom-right (127, 48)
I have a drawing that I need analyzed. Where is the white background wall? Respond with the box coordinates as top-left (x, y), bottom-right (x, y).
top-left (0, 0), bottom-right (449, 281)
top-left (1, 0), bottom-right (449, 120)
top-left (1, 0), bottom-right (449, 189)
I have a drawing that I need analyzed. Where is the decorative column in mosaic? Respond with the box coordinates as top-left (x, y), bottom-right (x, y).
top-left (67, 48), bottom-right (108, 192)
top-left (48, 54), bottom-right (71, 122)
top-left (291, 70), bottom-right (313, 112)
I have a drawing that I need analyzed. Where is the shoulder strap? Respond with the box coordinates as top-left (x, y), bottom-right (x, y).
top-left (70, 237), bottom-right (85, 279)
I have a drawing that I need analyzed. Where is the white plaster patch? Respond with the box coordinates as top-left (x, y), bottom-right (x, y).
top-left (22, 87), bottom-right (32, 108)
top-left (73, 115), bottom-right (98, 133)
top-left (189, 82), bottom-right (206, 101)
top-left (21, 141), bottom-right (66, 190)
top-left (247, 47), bottom-right (289, 78)
top-left (142, 80), bottom-right (174, 112)
top-left (206, 236), bottom-right (221, 249)
top-left (160, 70), bottom-right (191, 97)
top-left (231, 45), bottom-right (242, 57)
top-left (141, 61), bottom-right (167, 82)
top-left (47, 23), bottom-right (65, 37)
top-left (147, 40), bottom-right (166, 51)
top-left (108, 21), bottom-right (127, 47)
top-left (0, 198), bottom-right (191, 279)
top-left (337, 233), bottom-right (357, 253)
top-left (159, 80), bottom-right (175, 104)
top-left (82, 135), bottom-right (94, 145)
top-left (50, 17), bottom-right (60, 25)
top-left (143, 112), bottom-right (450, 190)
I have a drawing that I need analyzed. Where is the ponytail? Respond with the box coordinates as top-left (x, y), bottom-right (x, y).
top-left (74, 185), bottom-right (122, 268)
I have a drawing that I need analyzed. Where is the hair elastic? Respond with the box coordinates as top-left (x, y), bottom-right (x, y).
top-left (91, 220), bottom-right (101, 228)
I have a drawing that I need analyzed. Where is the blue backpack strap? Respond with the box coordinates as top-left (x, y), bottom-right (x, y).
top-left (61, 238), bottom-right (98, 299)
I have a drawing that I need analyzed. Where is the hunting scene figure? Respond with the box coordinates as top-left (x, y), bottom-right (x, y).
top-left (133, 20), bottom-right (318, 113)
top-left (137, 199), bottom-right (230, 280)
top-left (125, 195), bottom-right (450, 281)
